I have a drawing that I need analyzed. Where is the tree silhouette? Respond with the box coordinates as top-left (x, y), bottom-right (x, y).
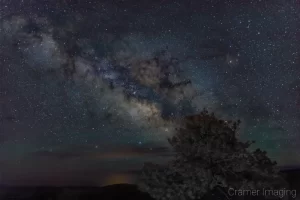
top-left (138, 109), bottom-right (287, 200)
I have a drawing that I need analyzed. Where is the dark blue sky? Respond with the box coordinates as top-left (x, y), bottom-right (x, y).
top-left (0, 0), bottom-right (300, 186)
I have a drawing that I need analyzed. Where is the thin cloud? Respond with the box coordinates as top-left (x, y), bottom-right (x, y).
top-left (29, 144), bottom-right (173, 160)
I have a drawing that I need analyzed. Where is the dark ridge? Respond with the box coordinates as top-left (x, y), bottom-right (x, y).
top-left (280, 167), bottom-right (300, 172)
top-left (0, 184), bottom-right (154, 200)
top-left (0, 170), bottom-right (300, 199)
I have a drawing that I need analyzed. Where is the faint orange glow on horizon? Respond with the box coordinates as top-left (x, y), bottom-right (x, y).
top-left (103, 173), bottom-right (135, 185)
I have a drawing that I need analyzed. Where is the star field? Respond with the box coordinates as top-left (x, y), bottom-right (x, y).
top-left (0, 0), bottom-right (300, 185)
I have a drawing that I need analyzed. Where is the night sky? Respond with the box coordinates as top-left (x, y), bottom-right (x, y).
top-left (1, 0), bottom-right (300, 186)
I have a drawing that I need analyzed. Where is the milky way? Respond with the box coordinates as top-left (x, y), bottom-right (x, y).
top-left (0, 0), bottom-right (300, 186)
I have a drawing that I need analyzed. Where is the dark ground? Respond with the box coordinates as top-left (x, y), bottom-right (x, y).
top-left (0, 169), bottom-right (299, 200)
top-left (0, 184), bottom-right (153, 200)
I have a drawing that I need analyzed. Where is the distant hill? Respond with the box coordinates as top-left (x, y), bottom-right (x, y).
top-left (280, 168), bottom-right (300, 191)
top-left (0, 169), bottom-right (299, 200)
top-left (0, 184), bottom-right (154, 200)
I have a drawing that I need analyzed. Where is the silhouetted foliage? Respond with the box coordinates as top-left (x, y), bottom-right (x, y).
top-left (138, 109), bottom-right (286, 200)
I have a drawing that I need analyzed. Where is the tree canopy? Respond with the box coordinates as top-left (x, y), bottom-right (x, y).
top-left (138, 110), bottom-right (287, 200)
